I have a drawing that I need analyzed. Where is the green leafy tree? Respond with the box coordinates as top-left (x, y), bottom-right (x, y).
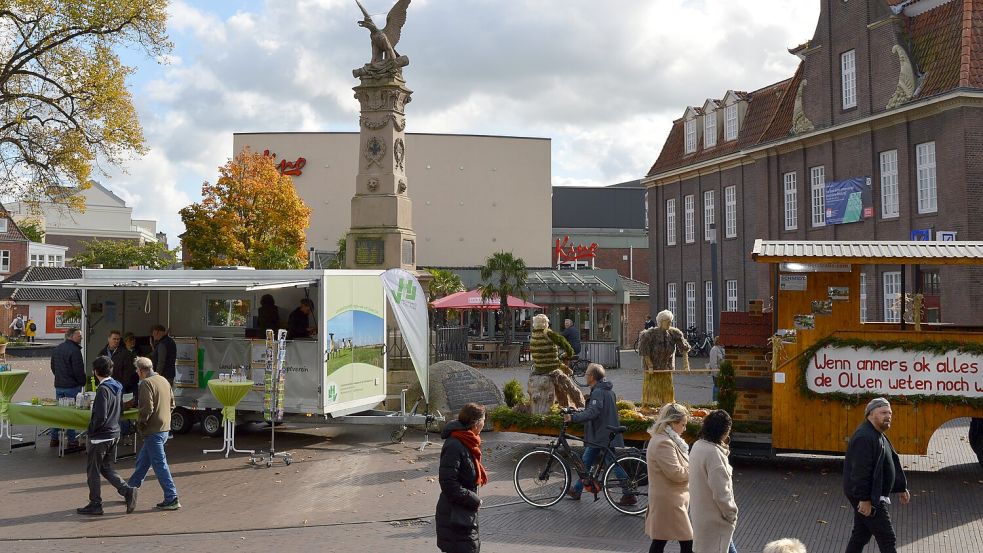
top-left (17, 220), bottom-right (44, 242)
top-left (0, 1), bottom-right (171, 211)
top-left (426, 268), bottom-right (464, 327)
top-left (326, 233), bottom-right (348, 269)
top-left (72, 239), bottom-right (176, 269)
top-left (478, 251), bottom-right (528, 344)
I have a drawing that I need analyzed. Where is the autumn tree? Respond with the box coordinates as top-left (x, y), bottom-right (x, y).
top-left (180, 148), bottom-right (312, 269)
top-left (72, 239), bottom-right (176, 269)
top-left (0, 1), bottom-right (171, 211)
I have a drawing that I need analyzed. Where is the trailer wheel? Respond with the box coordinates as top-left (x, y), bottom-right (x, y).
top-left (200, 412), bottom-right (223, 438)
top-left (171, 408), bottom-right (195, 435)
top-left (391, 426), bottom-right (406, 443)
top-left (970, 418), bottom-right (983, 469)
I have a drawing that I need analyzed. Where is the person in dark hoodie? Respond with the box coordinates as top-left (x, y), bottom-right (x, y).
top-left (843, 397), bottom-right (910, 553)
top-left (99, 330), bottom-right (138, 395)
top-left (50, 327), bottom-right (85, 448)
top-left (435, 403), bottom-right (487, 553)
top-left (563, 363), bottom-right (634, 505)
top-left (77, 356), bottom-right (137, 516)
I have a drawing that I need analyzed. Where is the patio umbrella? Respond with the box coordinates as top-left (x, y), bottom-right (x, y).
top-left (431, 289), bottom-right (541, 310)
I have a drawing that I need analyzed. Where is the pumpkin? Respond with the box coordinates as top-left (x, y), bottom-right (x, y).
top-left (691, 408), bottom-right (709, 418)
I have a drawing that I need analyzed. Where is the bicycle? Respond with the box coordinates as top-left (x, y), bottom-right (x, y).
top-left (685, 326), bottom-right (713, 357)
top-left (512, 407), bottom-right (649, 516)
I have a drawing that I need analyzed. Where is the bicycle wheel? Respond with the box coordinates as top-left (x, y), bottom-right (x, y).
top-left (571, 360), bottom-right (589, 387)
top-left (513, 449), bottom-right (570, 507)
top-left (603, 455), bottom-right (649, 516)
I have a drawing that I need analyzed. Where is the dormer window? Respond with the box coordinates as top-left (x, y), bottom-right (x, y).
top-left (0, 219), bottom-right (7, 233)
top-left (704, 110), bottom-right (717, 148)
top-left (684, 119), bottom-right (697, 154)
top-left (724, 104), bottom-right (738, 141)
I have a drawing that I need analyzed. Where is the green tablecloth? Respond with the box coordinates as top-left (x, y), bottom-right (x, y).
top-left (8, 403), bottom-right (138, 431)
top-left (206, 380), bottom-right (254, 423)
top-left (0, 370), bottom-right (29, 418)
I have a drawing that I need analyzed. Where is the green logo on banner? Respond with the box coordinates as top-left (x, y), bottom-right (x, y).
top-left (198, 370), bottom-right (214, 389)
top-left (391, 278), bottom-right (416, 304)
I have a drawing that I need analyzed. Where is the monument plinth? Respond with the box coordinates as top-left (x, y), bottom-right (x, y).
top-left (345, 0), bottom-right (416, 271)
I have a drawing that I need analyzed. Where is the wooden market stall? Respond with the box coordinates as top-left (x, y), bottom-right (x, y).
top-left (751, 240), bottom-right (983, 456)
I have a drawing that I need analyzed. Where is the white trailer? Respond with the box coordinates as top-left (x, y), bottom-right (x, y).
top-left (18, 268), bottom-right (437, 440)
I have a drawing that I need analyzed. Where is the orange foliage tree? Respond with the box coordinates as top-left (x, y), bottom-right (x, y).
top-left (180, 148), bottom-right (312, 269)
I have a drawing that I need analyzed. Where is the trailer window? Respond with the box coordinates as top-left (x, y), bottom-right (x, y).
top-left (206, 298), bottom-right (251, 328)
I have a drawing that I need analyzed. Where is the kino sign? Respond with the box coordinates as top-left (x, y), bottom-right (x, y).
top-left (807, 345), bottom-right (983, 397)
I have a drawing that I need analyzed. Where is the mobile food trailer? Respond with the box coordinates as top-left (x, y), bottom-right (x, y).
top-left (17, 268), bottom-right (436, 438)
top-left (751, 240), bottom-right (983, 462)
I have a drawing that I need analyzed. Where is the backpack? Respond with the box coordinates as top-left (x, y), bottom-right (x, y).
top-left (13, 318), bottom-right (23, 330)
top-left (29, 322), bottom-right (36, 332)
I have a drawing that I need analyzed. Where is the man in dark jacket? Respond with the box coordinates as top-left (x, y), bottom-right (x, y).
top-left (150, 324), bottom-right (177, 385)
top-left (50, 327), bottom-right (85, 447)
top-left (843, 397), bottom-right (910, 553)
top-left (99, 330), bottom-right (138, 395)
top-left (563, 364), bottom-right (631, 504)
top-left (561, 318), bottom-right (581, 356)
top-left (77, 356), bottom-right (137, 516)
top-left (286, 298), bottom-right (316, 340)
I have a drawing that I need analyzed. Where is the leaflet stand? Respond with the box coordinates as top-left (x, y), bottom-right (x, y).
top-left (251, 329), bottom-right (292, 468)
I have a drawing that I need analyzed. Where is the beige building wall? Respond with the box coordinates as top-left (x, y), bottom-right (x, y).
top-left (232, 132), bottom-right (552, 267)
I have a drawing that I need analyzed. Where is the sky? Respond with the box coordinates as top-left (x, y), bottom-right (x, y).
top-left (103, 0), bottom-right (821, 243)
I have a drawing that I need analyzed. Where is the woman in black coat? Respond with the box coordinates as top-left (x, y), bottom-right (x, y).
top-left (436, 403), bottom-right (487, 553)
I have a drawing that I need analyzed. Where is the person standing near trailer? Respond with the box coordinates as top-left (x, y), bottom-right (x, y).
top-left (150, 324), bottom-right (177, 386)
top-left (287, 298), bottom-right (317, 340)
top-left (50, 327), bottom-right (85, 448)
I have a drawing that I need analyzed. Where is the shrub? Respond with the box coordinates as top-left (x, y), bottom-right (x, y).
top-left (503, 379), bottom-right (525, 408)
top-left (716, 360), bottom-right (737, 416)
top-left (616, 399), bottom-right (636, 412)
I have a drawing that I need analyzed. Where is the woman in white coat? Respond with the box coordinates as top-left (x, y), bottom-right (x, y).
top-left (689, 410), bottom-right (739, 553)
top-left (645, 402), bottom-right (693, 553)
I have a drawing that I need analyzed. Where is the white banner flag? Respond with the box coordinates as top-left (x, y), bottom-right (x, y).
top-left (381, 269), bottom-right (430, 403)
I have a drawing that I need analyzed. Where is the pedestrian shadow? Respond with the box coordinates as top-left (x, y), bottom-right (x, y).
top-left (0, 509), bottom-right (126, 529)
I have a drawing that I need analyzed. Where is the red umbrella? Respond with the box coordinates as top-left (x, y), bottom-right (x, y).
top-left (431, 289), bottom-right (541, 310)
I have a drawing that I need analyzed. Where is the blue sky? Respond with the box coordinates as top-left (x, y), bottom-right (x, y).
top-left (99, 0), bottom-right (820, 244)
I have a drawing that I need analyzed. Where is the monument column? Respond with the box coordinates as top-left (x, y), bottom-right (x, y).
top-left (345, 6), bottom-right (416, 271)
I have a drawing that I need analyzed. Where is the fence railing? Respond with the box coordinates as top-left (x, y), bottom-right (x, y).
top-left (386, 326), bottom-right (469, 365)
top-left (581, 341), bottom-right (620, 369)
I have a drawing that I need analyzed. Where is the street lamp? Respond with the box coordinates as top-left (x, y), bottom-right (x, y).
top-left (709, 223), bottom-right (720, 337)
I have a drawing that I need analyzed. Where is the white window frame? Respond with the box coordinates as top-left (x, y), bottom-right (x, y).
top-left (704, 190), bottom-right (715, 242)
top-left (684, 195), bottom-right (695, 244)
top-left (0, 250), bottom-right (9, 273)
top-left (879, 150), bottom-right (899, 218)
top-left (724, 185), bottom-right (737, 238)
top-left (841, 49), bottom-right (857, 109)
top-left (0, 219), bottom-right (8, 233)
top-left (860, 272), bottom-right (868, 323)
top-left (704, 281), bottom-right (714, 334)
top-left (726, 280), bottom-right (738, 312)
top-left (667, 283), bottom-right (678, 316)
top-left (724, 104), bottom-right (738, 141)
top-left (704, 111), bottom-right (717, 148)
top-left (883, 271), bottom-right (901, 323)
top-left (666, 198), bottom-right (677, 246)
top-left (685, 282), bottom-right (696, 328)
top-left (916, 141), bottom-right (937, 213)
top-left (783, 172), bottom-right (798, 231)
top-left (810, 166), bottom-right (826, 227)
top-left (684, 119), bottom-right (697, 154)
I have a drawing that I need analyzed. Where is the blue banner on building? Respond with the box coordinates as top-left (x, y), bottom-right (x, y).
top-left (824, 177), bottom-right (873, 225)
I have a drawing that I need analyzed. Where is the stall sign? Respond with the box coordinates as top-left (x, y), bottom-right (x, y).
top-left (554, 236), bottom-right (598, 263)
top-left (807, 345), bottom-right (983, 398)
top-left (261, 149), bottom-right (307, 176)
top-left (780, 274), bottom-right (807, 291)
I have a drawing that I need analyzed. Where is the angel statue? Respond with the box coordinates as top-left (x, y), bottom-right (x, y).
top-left (354, 0), bottom-right (410, 77)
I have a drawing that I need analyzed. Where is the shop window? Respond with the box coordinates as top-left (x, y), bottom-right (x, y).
top-left (206, 298), bottom-right (251, 328)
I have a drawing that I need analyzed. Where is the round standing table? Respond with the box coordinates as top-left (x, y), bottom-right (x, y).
top-left (203, 379), bottom-right (255, 458)
top-left (0, 369), bottom-right (29, 442)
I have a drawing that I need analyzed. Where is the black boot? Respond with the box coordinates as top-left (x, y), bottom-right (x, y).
top-left (76, 503), bottom-right (104, 516)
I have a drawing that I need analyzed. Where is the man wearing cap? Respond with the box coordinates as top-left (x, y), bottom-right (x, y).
top-left (842, 398), bottom-right (910, 553)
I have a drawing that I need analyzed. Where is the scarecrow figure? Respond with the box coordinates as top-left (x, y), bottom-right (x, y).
top-left (528, 314), bottom-right (585, 414)
top-left (638, 310), bottom-right (690, 406)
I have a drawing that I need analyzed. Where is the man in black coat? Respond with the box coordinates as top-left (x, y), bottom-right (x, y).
top-left (150, 324), bottom-right (177, 385)
top-left (843, 397), bottom-right (910, 553)
top-left (77, 356), bottom-right (137, 516)
top-left (561, 318), bottom-right (581, 356)
top-left (286, 299), bottom-right (317, 340)
top-left (99, 330), bottom-right (138, 395)
top-left (50, 327), bottom-right (85, 447)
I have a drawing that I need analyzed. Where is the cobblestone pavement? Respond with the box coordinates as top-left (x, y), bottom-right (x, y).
top-left (2, 357), bottom-right (981, 552)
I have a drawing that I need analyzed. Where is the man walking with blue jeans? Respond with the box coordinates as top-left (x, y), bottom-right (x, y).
top-left (50, 327), bottom-right (85, 448)
top-left (125, 356), bottom-right (180, 510)
top-left (562, 364), bottom-right (633, 506)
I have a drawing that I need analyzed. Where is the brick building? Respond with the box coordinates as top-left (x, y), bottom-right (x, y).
top-left (643, 0), bottom-right (983, 329)
top-left (0, 205), bottom-right (30, 281)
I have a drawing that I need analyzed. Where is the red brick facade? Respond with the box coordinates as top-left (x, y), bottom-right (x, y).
top-left (623, 298), bottom-right (650, 348)
top-left (591, 247), bottom-right (651, 285)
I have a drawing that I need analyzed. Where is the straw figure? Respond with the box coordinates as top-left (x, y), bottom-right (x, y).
top-left (527, 314), bottom-right (585, 414)
top-left (638, 310), bottom-right (690, 406)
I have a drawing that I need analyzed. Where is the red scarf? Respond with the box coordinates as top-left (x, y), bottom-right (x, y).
top-left (450, 429), bottom-right (488, 487)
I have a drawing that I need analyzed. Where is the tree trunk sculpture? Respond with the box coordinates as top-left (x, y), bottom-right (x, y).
top-left (527, 314), bottom-right (584, 414)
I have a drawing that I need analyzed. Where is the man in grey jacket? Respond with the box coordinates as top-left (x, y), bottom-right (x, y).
top-left (562, 364), bottom-right (632, 504)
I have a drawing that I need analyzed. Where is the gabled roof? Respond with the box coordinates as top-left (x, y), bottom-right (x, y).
top-left (618, 275), bottom-right (650, 297)
top-left (0, 266), bottom-right (83, 302)
top-left (0, 203), bottom-right (29, 243)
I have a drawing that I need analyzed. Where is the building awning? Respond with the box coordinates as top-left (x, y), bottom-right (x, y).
top-left (524, 270), bottom-right (615, 293)
top-left (4, 275), bottom-right (318, 292)
top-left (751, 240), bottom-right (983, 266)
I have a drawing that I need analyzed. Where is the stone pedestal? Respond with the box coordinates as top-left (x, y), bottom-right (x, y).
top-left (345, 72), bottom-right (417, 270)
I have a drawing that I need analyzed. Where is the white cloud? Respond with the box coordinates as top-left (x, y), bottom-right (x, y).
top-left (114, 0), bottom-right (820, 240)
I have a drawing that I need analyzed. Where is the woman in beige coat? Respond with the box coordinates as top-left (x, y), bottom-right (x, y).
top-left (689, 410), bottom-right (739, 553)
top-left (645, 403), bottom-right (694, 553)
